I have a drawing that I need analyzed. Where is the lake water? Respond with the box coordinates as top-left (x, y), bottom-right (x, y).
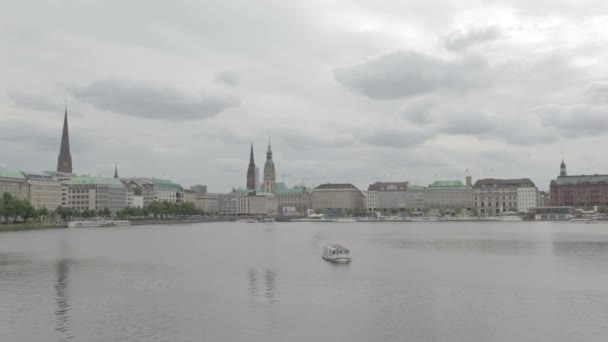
top-left (2, 222), bottom-right (608, 342)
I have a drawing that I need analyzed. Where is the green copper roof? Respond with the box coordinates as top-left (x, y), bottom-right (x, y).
top-left (428, 180), bottom-right (469, 189)
top-left (153, 180), bottom-right (183, 191)
top-left (0, 166), bottom-right (25, 179)
top-left (554, 175), bottom-right (608, 185)
top-left (406, 185), bottom-right (425, 191)
top-left (68, 176), bottom-right (124, 187)
top-left (276, 187), bottom-right (307, 196)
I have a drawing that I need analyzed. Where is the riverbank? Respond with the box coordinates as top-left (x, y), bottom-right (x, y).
top-left (0, 222), bottom-right (66, 232)
top-left (130, 217), bottom-right (232, 226)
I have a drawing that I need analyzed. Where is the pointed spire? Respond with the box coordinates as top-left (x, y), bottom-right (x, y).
top-left (246, 143), bottom-right (256, 190)
top-left (56, 103), bottom-right (73, 173)
top-left (249, 142), bottom-right (255, 165)
top-left (114, 162), bottom-right (119, 179)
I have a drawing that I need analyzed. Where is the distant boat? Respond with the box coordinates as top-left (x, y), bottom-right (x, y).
top-left (322, 244), bottom-right (352, 263)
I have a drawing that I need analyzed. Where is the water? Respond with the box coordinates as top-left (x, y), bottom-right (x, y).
top-left (2, 222), bottom-right (608, 342)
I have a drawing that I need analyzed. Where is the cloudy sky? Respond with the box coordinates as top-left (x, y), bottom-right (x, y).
top-left (2, 0), bottom-right (608, 191)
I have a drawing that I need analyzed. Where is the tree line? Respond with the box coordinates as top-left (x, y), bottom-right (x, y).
top-left (1, 192), bottom-right (208, 224)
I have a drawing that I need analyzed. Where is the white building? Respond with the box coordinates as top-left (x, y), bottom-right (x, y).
top-left (473, 178), bottom-right (537, 215)
top-left (517, 185), bottom-right (539, 213)
top-left (153, 179), bottom-right (184, 204)
top-left (236, 192), bottom-right (278, 216)
top-left (132, 195), bottom-right (144, 208)
top-left (366, 190), bottom-right (378, 212)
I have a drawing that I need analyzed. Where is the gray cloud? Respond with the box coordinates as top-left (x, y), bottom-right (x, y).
top-left (70, 79), bottom-right (240, 121)
top-left (363, 128), bottom-right (433, 148)
top-left (536, 104), bottom-right (608, 136)
top-left (443, 26), bottom-right (502, 51)
top-left (7, 92), bottom-right (61, 111)
top-left (334, 51), bottom-right (488, 99)
top-left (214, 71), bottom-right (240, 87)
top-left (584, 82), bottom-right (608, 105)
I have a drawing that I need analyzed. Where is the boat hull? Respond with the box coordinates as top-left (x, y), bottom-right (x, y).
top-left (322, 256), bottom-right (352, 263)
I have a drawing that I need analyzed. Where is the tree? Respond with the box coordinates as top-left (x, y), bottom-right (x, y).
top-left (471, 207), bottom-right (479, 217)
top-left (102, 207), bottom-right (111, 218)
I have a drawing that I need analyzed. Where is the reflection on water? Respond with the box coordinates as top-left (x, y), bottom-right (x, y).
top-left (552, 240), bottom-right (608, 257)
top-left (55, 258), bottom-right (72, 341)
top-left (379, 238), bottom-right (541, 256)
top-left (264, 270), bottom-right (277, 302)
top-left (248, 269), bottom-right (278, 302)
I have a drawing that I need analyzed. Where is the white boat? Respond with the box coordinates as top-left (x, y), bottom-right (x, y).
top-left (322, 244), bottom-right (352, 263)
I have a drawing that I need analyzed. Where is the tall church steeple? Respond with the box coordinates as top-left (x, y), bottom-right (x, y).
top-left (56, 105), bottom-right (73, 173)
top-left (560, 157), bottom-right (567, 176)
top-left (246, 143), bottom-right (256, 190)
top-left (263, 137), bottom-right (276, 194)
top-left (114, 163), bottom-right (119, 179)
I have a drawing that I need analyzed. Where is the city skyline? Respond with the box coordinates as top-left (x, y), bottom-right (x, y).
top-left (3, 1), bottom-right (608, 191)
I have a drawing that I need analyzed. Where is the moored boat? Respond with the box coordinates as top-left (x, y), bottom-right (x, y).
top-left (322, 244), bottom-right (352, 263)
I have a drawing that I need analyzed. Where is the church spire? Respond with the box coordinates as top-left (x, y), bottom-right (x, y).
top-left (56, 104), bottom-right (73, 173)
top-left (114, 162), bottom-right (119, 179)
top-left (246, 143), bottom-right (256, 190)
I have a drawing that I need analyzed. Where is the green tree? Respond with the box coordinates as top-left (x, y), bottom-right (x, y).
top-left (102, 207), bottom-right (111, 218)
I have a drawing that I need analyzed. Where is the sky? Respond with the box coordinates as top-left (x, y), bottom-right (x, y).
top-left (2, 0), bottom-right (608, 192)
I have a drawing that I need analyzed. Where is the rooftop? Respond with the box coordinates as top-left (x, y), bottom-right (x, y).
top-left (553, 175), bottom-right (608, 185)
top-left (314, 183), bottom-right (359, 190)
top-left (368, 181), bottom-right (408, 191)
top-left (0, 166), bottom-right (25, 179)
top-left (428, 180), bottom-right (469, 189)
top-left (21, 172), bottom-right (57, 182)
top-left (68, 176), bottom-right (124, 187)
top-left (474, 178), bottom-right (535, 188)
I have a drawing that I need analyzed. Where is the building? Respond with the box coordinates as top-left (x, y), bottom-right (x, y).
top-left (366, 190), bottom-right (378, 212)
top-left (22, 172), bottom-right (63, 210)
top-left (191, 185), bottom-right (207, 194)
top-left (538, 191), bottom-right (549, 207)
top-left (367, 182), bottom-right (408, 214)
top-left (66, 176), bottom-right (127, 213)
top-left (424, 180), bottom-right (473, 211)
top-left (184, 189), bottom-right (197, 204)
top-left (196, 193), bottom-right (219, 213)
top-left (246, 144), bottom-right (256, 190)
top-left (276, 183), bottom-right (311, 216)
top-left (153, 179), bottom-right (184, 203)
top-left (473, 178), bottom-right (537, 215)
top-left (0, 166), bottom-right (29, 200)
top-left (530, 206), bottom-right (574, 221)
top-left (263, 139), bottom-right (277, 194)
top-left (56, 106), bottom-right (73, 174)
top-left (311, 183), bottom-right (365, 214)
top-left (550, 159), bottom-right (608, 208)
top-left (236, 191), bottom-right (278, 216)
top-left (405, 185), bottom-right (425, 212)
top-left (218, 193), bottom-right (237, 216)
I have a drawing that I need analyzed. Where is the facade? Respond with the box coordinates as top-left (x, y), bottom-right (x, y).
top-left (424, 180), bottom-right (473, 211)
top-left (196, 193), bottom-right (219, 213)
top-left (22, 172), bottom-right (63, 210)
top-left (153, 179), bottom-right (184, 203)
top-left (367, 182), bottom-right (408, 213)
top-left (56, 107), bottom-right (73, 174)
top-left (0, 166), bottom-right (29, 200)
top-left (405, 185), bottom-right (425, 211)
top-left (218, 193), bottom-right (237, 216)
top-left (132, 195), bottom-right (144, 208)
top-left (246, 144), bottom-right (256, 190)
top-left (366, 190), bottom-right (378, 212)
top-left (276, 183), bottom-right (311, 216)
top-left (183, 189), bottom-right (197, 204)
top-left (311, 183), bottom-right (365, 213)
top-left (550, 160), bottom-right (608, 208)
top-left (473, 178), bottom-right (537, 215)
top-left (66, 176), bottom-right (127, 213)
top-left (236, 192), bottom-right (279, 216)
top-left (263, 140), bottom-right (277, 194)
top-left (538, 191), bottom-right (549, 207)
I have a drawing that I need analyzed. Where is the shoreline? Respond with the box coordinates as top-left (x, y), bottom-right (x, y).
top-left (0, 223), bottom-right (67, 232)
